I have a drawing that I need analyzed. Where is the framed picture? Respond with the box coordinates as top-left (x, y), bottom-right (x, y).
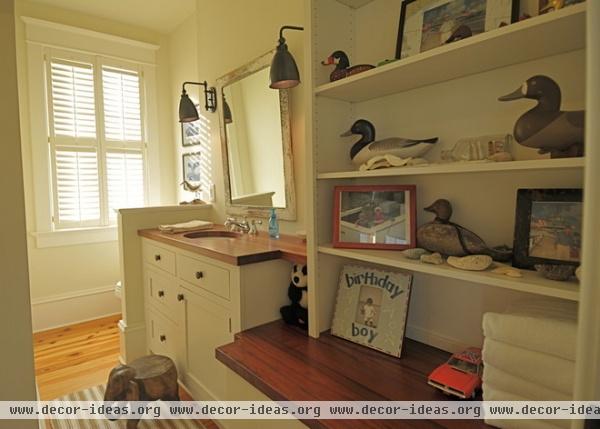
top-left (331, 265), bottom-right (413, 357)
top-left (395, 0), bottom-right (520, 60)
top-left (513, 188), bottom-right (583, 269)
top-left (539, 0), bottom-right (584, 15)
top-left (333, 185), bottom-right (417, 250)
top-left (182, 152), bottom-right (201, 183)
top-left (181, 119), bottom-right (201, 147)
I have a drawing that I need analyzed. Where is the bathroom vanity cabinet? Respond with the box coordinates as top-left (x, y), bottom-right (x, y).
top-left (141, 236), bottom-right (294, 401)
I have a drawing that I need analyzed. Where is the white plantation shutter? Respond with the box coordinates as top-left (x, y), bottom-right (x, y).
top-left (46, 51), bottom-right (147, 229)
top-left (102, 67), bottom-right (142, 142)
top-left (50, 60), bottom-right (96, 139)
top-left (106, 151), bottom-right (145, 218)
top-left (54, 149), bottom-right (101, 224)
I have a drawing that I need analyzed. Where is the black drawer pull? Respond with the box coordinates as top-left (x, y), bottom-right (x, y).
top-left (195, 271), bottom-right (204, 279)
top-left (157, 290), bottom-right (165, 298)
top-left (154, 254), bottom-right (161, 261)
top-left (159, 335), bottom-right (166, 342)
top-left (177, 294), bottom-right (185, 301)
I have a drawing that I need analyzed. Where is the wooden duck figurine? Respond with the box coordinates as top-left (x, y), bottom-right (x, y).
top-left (498, 75), bottom-right (584, 158)
top-left (417, 199), bottom-right (512, 262)
top-left (341, 119), bottom-right (438, 167)
top-left (321, 51), bottom-right (374, 82)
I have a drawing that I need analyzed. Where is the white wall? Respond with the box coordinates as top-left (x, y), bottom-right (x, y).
top-left (14, 0), bottom-right (177, 331)
top-left (170, 0), bottom-right (306, 232)
top-left (0, 0), bottom-right (38, 421)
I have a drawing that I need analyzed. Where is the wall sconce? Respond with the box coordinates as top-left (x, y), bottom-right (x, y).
top-left (179, 81), bottom-right (217, 123)
top-left (270, 25), bottom-right (304, 89)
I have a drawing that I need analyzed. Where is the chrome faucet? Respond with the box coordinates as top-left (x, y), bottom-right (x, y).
top-left (225, 217), bottom-right (262, 234)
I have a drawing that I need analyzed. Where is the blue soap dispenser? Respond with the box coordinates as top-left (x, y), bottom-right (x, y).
top-left (268, 208), bottom-right (280, 239)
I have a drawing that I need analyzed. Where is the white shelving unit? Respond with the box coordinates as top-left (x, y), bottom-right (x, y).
top-left (318, 244), bottom-right (579, 301)
top-left (315, 3), bottom-right (586, 102)
top-left (317, 157), bottom-right (584, 179)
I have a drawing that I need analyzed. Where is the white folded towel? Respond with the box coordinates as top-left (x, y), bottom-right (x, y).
top-left (483, 363), bottom-right (571, 401)
top-left (483, 299), bottom-right (577, 361)
top-left (158, 220), bottom-right (214, 234)
top-left (483, 385), bottom-right (570, 429)
top-left (482, 338), bottom-right (574, 395)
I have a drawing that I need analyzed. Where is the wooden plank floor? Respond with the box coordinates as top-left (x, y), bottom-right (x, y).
top-left (33, 315), bottom-right (218, 429)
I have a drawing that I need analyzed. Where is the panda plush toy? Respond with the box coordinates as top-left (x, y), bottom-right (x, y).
top-left (280, 264), bottom-right (308, 329)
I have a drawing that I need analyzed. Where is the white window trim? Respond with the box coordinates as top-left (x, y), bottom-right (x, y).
top-left (23, 18), bottom-right (162, 248)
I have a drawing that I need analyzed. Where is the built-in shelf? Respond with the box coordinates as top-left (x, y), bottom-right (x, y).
top-left (314, 3), bottom-right (586, 102)
top-left (317, 157), bottom-right (585, 179)
top-left (335, 0), bottom-right (374, 8)
top-left (319, 244), bottom-right (579, 301)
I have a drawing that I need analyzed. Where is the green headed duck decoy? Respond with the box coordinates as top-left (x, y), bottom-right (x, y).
top-left (417, 199), bottom-right (512, 262)
top-left (498, 75), bottom-right (584, 158)
top-left (321, 51), bottom-right (375, 82)
top-left (341, 119), bottom-right (438, 167)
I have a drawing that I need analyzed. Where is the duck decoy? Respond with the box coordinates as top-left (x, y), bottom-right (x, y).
top-left (341, 119), bottom-right (438, 167)
top-left (180, 180), bottom-right (201, 193)
top-left (321, 51), bottom-right (374, 82)
top-left (498, 75), bottom-right (584, 158)
top-left (417, 199), bottom-right (512, 262)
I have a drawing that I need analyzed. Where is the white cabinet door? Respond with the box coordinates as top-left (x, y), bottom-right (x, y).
top-left (178, 286), bottom-right (233, 400)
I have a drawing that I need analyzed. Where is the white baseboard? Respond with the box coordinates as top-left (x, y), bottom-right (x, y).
top-left (31, 285), bottom-right (121, 332)
top-left (118, 319), bottom-right (146, 363)
top-left (405, 324), bottom-right (469, 354)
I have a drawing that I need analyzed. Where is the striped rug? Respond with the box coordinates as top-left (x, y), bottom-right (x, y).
top-left (49, 385), bottom-right (206, 429)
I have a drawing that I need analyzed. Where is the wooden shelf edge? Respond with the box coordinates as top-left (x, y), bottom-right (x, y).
top-left (318, 245), bottom-right (579, 301)
top-left (317, 158), bottom-right (585, 179)
top-left (314, 3), bottom-right (586, 102)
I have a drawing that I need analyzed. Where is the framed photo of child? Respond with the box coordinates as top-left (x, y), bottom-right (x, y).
top-left (331, 265), bottom-right (412, 358)
top-left (332, 185), bottom-right (417, 250)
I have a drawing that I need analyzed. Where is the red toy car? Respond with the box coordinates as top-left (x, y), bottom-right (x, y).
top-left (427, 347), bottom-right (482, 399)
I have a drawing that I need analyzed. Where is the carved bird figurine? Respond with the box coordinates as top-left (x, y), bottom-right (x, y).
top-left (417, 199), bottom-right (512, 262)
top-left (498, 75), bottom-right (584, 158)
top-left (321, 51), bottom-right (375, 82)
top-left (445, 24), bottom-right (472, 43)
top-left (341, 119), bottom-right (438, 167)
top-left (180, 180), bottom-right (201, 193)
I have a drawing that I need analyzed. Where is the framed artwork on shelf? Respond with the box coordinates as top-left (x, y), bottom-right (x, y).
top-left (395, 0), bottom-right (520, 60)
top-left (331, 265), bottom-right (413, 358)
top-left (182, 152), bottom-right (202, 183)
top-left (333, 185), bottom-right (417, 250)
top-left (513, 188), bottom-right (583, 269)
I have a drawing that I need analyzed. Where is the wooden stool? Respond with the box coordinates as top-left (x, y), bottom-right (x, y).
top-left (105, 354), bottom-right (179, 429)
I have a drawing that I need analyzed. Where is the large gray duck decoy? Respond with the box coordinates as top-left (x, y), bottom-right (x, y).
top-left (417, 199), bottom-right (512, 262)
top-left (341, 119), bottom-right (438, 167)
top-left (321, 51), bottom-right (374, 82)
top-left (498, 75), bottom-right (584, 158)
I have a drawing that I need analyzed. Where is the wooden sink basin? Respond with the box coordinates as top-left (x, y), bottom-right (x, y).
top-left (183, 230), bottom-right (241, 239)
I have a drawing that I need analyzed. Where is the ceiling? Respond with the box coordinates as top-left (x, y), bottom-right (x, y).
top-left (28, 0), bottom-right (197, 34)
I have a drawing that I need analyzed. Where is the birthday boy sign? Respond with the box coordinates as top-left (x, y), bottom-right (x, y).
top-left (331, 265), bottom-right (412, 357)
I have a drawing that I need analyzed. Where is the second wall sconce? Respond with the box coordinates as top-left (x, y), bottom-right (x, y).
top-left (179, 81), bottom-right (217, 123)
top-left (270, 25), bottom-right (304, 89)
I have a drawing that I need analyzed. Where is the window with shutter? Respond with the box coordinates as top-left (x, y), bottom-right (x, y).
top-left (46, 51), bottom-right (147, 229)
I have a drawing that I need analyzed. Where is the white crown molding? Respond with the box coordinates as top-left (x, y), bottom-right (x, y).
top-left (21, 16), bottom-right (160, 51)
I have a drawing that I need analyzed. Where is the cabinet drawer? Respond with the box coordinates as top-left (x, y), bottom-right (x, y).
top-left (144, 268), bottom-right (179, 322)
top-left (177, 254), bottom-right (230, 300)
top-left (143, 241), bottom-right (176, 275)
top-left (147, 309), bottom-right (178, 361)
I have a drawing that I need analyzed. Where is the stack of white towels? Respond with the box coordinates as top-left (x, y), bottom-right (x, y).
top-left (482, 299), bottom-right (578, 429)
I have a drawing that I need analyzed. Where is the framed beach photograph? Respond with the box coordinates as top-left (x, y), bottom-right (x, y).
top-left (396, 0), bottom-right (519, 60)
top-left (331, 265), bottom-right (413, 357)
top-left (333, 185), bottom-right (417, 250)
top-left (182, 152), bottom-right (202, 183)
top-left (513, 188), bottom-right (583, 269)
top-left (181, 119), bottom-right (202, 147)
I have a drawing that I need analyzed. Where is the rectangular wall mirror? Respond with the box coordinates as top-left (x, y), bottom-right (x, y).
top-left (217, 50), bottom-right (296, 220)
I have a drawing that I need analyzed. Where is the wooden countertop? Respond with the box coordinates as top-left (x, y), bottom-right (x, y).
top-left (138, 226), bottom-right (306, 266)
top-left (216, 321), bottom-right (493, 429)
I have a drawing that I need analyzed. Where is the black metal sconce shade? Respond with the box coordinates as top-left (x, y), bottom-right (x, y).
top-left (270, 25), bottom-right (304, 89)
top-left (179, 81), bottom-right (217, 123)
top-left (223, 96), bottom-right (233, 124)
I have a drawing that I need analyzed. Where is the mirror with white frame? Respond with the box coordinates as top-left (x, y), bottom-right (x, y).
top-left (217, 50), bottom-right (296, 220)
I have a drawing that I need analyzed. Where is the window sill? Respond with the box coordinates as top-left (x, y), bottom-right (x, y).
top-left (31, 226), bottom-right (118, 248)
